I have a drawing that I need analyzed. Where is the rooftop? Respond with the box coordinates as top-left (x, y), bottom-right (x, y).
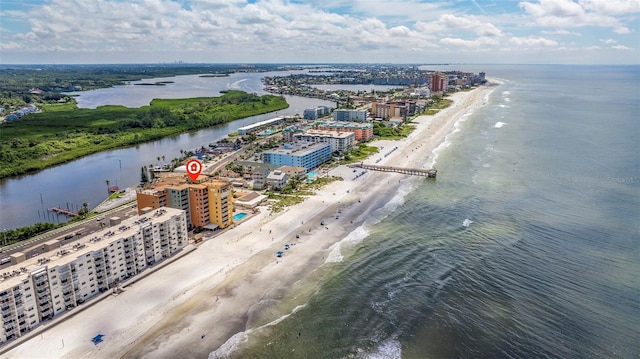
top-left (0, 207), bottom-right (186, 288)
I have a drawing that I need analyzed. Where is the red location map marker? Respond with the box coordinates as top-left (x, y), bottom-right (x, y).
top-left (186, 159), bottom-right (203, 182)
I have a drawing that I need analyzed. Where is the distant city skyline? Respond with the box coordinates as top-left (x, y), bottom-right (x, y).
top-left (1, 0), bottom-right (638, 64)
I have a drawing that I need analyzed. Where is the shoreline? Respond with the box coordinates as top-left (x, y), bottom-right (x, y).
top-left (2, 83), bottom-right (499, 359)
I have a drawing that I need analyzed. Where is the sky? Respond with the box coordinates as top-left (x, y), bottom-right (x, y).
top-left (1, 0), bottom-right (639, 64)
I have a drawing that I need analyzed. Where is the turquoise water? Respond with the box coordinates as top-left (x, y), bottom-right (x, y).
top-left (232, 212), bottom-right (247, 221)
top-left (210, 65), bottom-right (640, 358)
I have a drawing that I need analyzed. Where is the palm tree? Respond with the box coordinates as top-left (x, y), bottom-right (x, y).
top-left (81, 202), bottom-right (89, 218)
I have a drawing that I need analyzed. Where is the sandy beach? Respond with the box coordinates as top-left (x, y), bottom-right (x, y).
top-left (1, 83), bottom-right (497, 359)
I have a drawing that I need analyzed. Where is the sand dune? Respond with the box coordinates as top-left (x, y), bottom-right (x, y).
top-left (2, 83), bottom-right (497, 359)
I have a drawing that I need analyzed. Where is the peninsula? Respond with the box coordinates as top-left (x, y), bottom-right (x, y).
top-left (0, 90), bottom-right (288, 179)
top-left (2, 80), bottom-right (499, 358)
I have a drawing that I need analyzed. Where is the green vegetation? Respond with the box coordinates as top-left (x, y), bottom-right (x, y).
top-left (107, 192), bottom-right (124, 200)
top-left (372, 122), bottom-right (416, 139)
top-left (344, 144), bottom-right (379, 163)
top-left (267, 193), bottom-right (306, 213)
top-left (423, 97), bottom-right (453, 115)
top-left (1, 223), bottom-right (64, 247)
top-left (0, 90), bottom-right (288, 179)
top-left (268, 176), bottom-right (342, 212)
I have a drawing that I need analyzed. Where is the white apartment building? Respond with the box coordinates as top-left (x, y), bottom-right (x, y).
top-left (293, 129), bottom-right (355, 154)
top-left (0, 207), bottom-right (188, 344)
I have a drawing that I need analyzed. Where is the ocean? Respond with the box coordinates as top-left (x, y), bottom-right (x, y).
top-left (210, 65), bottom-right (640, 358)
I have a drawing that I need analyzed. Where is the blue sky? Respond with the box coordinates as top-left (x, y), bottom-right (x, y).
top-left (1, 0), bottom-right (638, 64)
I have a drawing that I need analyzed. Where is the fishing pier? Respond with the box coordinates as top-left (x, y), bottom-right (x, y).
top-left (349, 163), bottom-right (437, 178)
top-left (49, 206), bottom-right (78, 217)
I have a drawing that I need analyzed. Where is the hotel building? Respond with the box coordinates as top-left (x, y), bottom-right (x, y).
top-left (262, 143), bottom-right (332, 172)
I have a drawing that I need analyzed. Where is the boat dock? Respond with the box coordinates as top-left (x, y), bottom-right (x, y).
top-left (349, 163), bottom-right (437, 178)
top-left (49, 206), bottom-right (78, 217)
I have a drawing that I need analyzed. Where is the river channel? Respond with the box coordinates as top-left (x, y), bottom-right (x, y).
top-left (0, 70), bottom-right (335, 230)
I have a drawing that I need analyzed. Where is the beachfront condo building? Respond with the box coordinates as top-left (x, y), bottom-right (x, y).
top-left (262, 142), bottom-right (332, 172)
top-left (293, 129), bottom-right (355, 154)
top-left (207, 179), bottom-right (233, 230)
top-left (188, 184), bottom-right (210, 228)
top-left (0, 208), bottom-right (188, 345)
top-left (429, 72), bottom-right (448, 93)
top-left (166, 185), bottom-right (191, 222)
top-left (136, 177), bottom-right (235, 230)
top-left (136, 189), bottom-right (167, 213)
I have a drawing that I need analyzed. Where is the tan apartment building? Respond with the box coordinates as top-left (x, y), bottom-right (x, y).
top-left (188, 184), bottom-right (210, 228)
top-left (207, 180), bottom-right (234, 229)
top-left (136, 189), bottom-right (167, 214)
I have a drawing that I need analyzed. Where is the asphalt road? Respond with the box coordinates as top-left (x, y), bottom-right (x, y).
top-left (0, 201), bottom-right (138, 268)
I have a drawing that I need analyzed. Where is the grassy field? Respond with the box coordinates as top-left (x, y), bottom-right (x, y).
top-left (0, 91), bottom-right (288, 179)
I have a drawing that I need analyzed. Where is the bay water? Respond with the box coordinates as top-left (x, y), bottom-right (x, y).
top-left (211, 65), bottom-right (640, 358)
top-left (0, 71), bottom-right (334, 230)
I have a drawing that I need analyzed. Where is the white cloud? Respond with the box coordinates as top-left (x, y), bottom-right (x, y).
top-left (600, 38), bottom-right (617, 44)
top-left (541, 29), bottom-right (581, 35)
top-left (583, 45), bottom-right (601, 50)
top-left (416, 14), bottom-right (504, 37)
top-left (1, 0), bottom-right (638, 64)
top-left (518, 0), bottom-right (636, 34)
top-left (579, 0), bottom-right (640, 16)
top-left (519, 0), bottom-right (585, 17)
top-left (440, 36), bottom-right (500, 47)
top-left (612, 45), bottom-right (633, 50)
top-left (509, 36), bottom-right (559, 47)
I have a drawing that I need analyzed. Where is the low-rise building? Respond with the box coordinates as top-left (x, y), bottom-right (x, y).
top-left (293, 129), bottom-right (355, 154)
top-left (266, 170), bottom-right (289, 190)
top-left (315, 121), bottom-right (374, 142)
top-left (332, 109), bottom-right (367, 122)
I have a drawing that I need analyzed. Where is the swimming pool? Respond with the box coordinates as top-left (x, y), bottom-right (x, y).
top-left (233, 212), bottom-right (247, 221)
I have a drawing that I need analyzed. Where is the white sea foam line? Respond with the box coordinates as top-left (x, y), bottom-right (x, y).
top-left (360, 337), bottom-right (402, 359)
top-left (208, 304), bottom-right (308, 359)
top-left (427, 84), bottom-right (500, 168)
top-left (325, 178), bottom-right (415, 264)
top-left (324, 225), bottom-right (370, 264)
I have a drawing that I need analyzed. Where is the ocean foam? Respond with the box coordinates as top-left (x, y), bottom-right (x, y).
top-left (324, 226), bottom-right (370, 264)
top-left (494, 121), bottom-right (506, 128)
top-left (359, 338), bottom-right (402, 359)
top-left (208, 304), bottom-right (308, 359)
